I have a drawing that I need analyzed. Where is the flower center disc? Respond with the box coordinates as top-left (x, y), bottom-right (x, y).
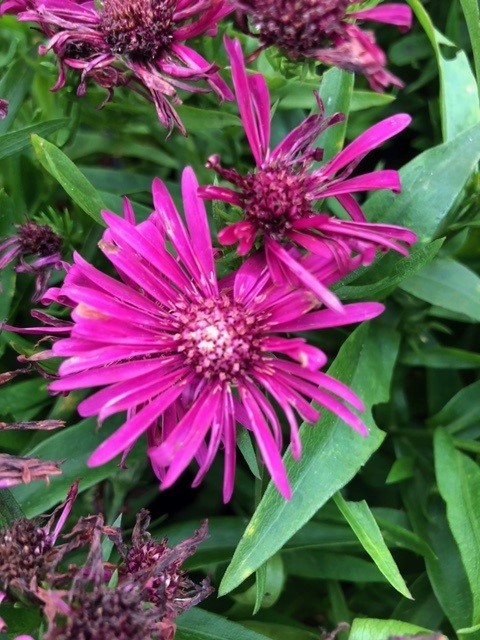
top-left (249, 0), bottom-right (350, 57)
top-left (101, 0), bottom-right (175, 61)
top-left (240, 165), bottom-right (313, 238)
top-left (19, 222), bottom-right (62, 257)
top-left (174, 297), bottom-right (262, 381)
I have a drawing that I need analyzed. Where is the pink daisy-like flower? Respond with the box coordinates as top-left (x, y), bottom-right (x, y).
top-left (0, 221), bottom-right (63, 301)
top-left (19, 169), bottom-right (384, 501)
top-left (199, 37), bottom-right (416, 310)
top-left (1, 0), bottom-right (233, 132)
top-left (233, 0), bottom-right (412, 91)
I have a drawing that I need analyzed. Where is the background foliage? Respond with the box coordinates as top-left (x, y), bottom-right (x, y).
top-left (1, 0), bottom-right (480, 638)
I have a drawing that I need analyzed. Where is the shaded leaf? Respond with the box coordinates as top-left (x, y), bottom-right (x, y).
top-left (435, 429), bottom-right (480, 625)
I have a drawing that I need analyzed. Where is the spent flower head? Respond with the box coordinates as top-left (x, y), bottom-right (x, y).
top-left (0, 221), bottom-right (63, 301)
top-left (0, 483), bottom-right (77, 596)
top-left (15, 168), bottom-right (384, 501)
top-left (233, 0), bottom-right (412, 90)
top-left (123, 510), bottom-right (213, 616)
top-left (1, 0), bottom-right (233, 132)
top-left (199, 37), bottom-right (416, 310)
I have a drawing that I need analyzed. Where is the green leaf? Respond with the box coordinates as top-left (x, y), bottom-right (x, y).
top-left (350, 90), bottom-right (395, 112)
top-left (435, 429), bottom-right (480, 625)
top-left (428, 380), bottom-right (480, 435)
top-left (402, 347), bottom-right (480, 369)
top-left (401, 258), bottom-right (480, 322)
top-left (0, 119), bottom-right (69, 161)
top-left (240, 621), bottom-right (318, 640)
top-left (11, 416), bottom-right (146, 517)
top-left (31, 134), bottom-right (106, 225)
top-left (176, 608), bottom-right (271, 640)
top-left (219, 322), bottom-right (399, 596)
top-left (459, 0), bottom-right (480, 89)
top-left (232, 555), bottom-right (284, 612)
top-left (402, 470), bottom-right (473, 632)
top-left (334, 240), bottom-right (443, 301)
top-left (386, 457), bottom-right (415, 484)
top-left (349, 618), bottom-right (433, 640)
top-left (407, 0), bottom-right (480, 140)
top-left (317, 67), bottom-right (354, 161)
top-left (333, 495), bottom-right (412, 598)
top-left (0, 58), bottom-right (34, 134)
top-left (365, 122), bottom-right (480, 240)
top-left (175, 105), bottom-right (241, 132)
top-left (282, 549), bottom-right (384, 582)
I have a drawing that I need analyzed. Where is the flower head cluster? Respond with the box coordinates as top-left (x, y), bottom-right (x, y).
top-left (233, 0), bottom-right (412, 90)
top-left (0, 488), bottom-right (211, 639)
top-left (1, 0), bottom-right (233, 132)
top-left (20, 169), bottom-right (384, 501)
top-left (0, 221), bottom-right (63, 301)
top-left (200, 38), bottom-right (416, 310)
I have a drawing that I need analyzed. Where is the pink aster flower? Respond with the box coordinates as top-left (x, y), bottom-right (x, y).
top-left (1, 0), bottom-right (233, 133)
top-left (0, 221), bottom-right (63, 301)
top-left (19, 169), bottom-right (384, 502)
top-left (233, 0), bottom-right (412, 91)
top-left (199, 37), bottom-right (416, 310)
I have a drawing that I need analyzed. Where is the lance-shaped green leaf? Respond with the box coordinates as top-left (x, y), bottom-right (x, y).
top-left (333, 494), bottom-right (412, 599)
top-left (219, 322), bottom-right (399, 595)
top-left (0, 120), bottom-right (69, 161)
top-left (31, 134), bottom-right (105, 226)
top-left (459, 0), bottom-right (480, 90)
top-left (317, 67), bottom-right (353, 161)
top-left (407, 0), bottom-right (480, 141)
top-left (349, 618), bottom-right (434, 640)
top-left (435, 429), bottom-right (480, 625)
top-left (400, 257), bottom-right (480, 322)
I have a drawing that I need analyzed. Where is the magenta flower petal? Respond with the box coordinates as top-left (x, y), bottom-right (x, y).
top-left (351, 3), bottom-right (413, 31)
top-left (320, 114), bottom-right (412, 178)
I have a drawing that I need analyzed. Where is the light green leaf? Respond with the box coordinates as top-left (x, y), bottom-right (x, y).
top-left (401, 258), bottom-right (480, 322)
top-left (232, 555), bottom-right (284, 612)
top-left (219, 323), bottom-right (399, 596)
top-left (176, 608), bottom-right (271, 640)
top-left (31, 134), bottom-right (105, 226)
top-left (407, 0), bottom-right (480, 140)
top-left (349, 618), bottom-right (433, 640)
top-left (365, 122), bottom-right (480, 239)
top-left (333, 494), bottom-right (412, 598)
top-left (459, 0), bottom-right (480, 89)
top-left (435, 429), bottom-right (480, 625)
top-left (317, 67), bottom-right (354, 160)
